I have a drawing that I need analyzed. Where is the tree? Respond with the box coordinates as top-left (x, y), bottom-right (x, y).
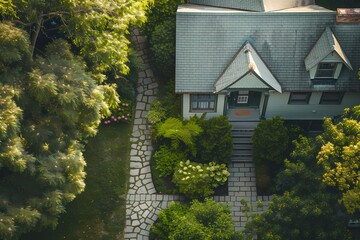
top-left (252, 116), bottom-right (289, 167)
top-left (2, 0), bottom-right (153, 75)
top-left (150, 199), bottom-right (242, 240)
top-left (317, 108), bottom-right (360, 215)
top-left (0, 23), bottom-right (117, 238)
top-left (244, 136), bottom-right (352, 240)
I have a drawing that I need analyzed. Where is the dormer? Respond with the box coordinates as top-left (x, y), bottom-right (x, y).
top-left (304, 27), bottom-right (353, 80)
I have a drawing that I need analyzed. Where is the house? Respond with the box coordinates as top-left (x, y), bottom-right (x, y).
top-left (175, 0), bottom-right (360, 125)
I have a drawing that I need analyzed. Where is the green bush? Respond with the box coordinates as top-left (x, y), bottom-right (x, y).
top-left (150, 199), bottom-right (242, 240)
top-left (173, 160), bottom-right (230, 199)
top-left (156, 117), bottom-right (203, 155)
top-left (146, 99), bottom-right (166, 124)
top-left (144, 0), bottom-right (185, 37)
top-left (150, 20), bottom-right (176, 78)
top-left (194, 115), bottom-right (233, 164)
top-left (252, 116), bottom-right (289, 167)
top-left (153, 146), bottom-right (186, 177)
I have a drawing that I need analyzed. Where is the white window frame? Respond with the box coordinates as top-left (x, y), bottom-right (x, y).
top-left (190, 94), bottom-right (216, 112)
top-left (315, 62), bottom-right (338, 79)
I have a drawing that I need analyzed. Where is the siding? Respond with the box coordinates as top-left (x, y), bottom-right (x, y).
top-left (183, 94), bottom-right (226, 119)
top-left (265, 92), bottom-right (360, 120)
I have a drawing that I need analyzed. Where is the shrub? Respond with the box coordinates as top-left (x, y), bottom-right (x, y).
top-left (150, 199), bottom-right (242, 240)
top-left (195, 115), bottom-right (233, 164)
top-left (173, 160), bottom-right (230, 199)
top-left (153, 146), bottom-right (185, 177)
top-left (252, 116), bottom-right (289, 167)
top-left (156, 117), bottom-right (203, 155)
top-left (146, 99), bottom-right (166, 124)
top-left (103, 99), bottom-right (132, 125)
top-left (150, 20), bottom-right (176, 78)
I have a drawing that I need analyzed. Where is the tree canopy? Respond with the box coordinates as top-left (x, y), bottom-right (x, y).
top-left (244, 106), bottom-right (360, 239)
top-left (0, 0), bottom-right (152, 237)
top-left (2, 0), bottom-right (153, 75)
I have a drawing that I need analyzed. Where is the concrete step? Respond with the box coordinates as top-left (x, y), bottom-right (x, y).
top-left (233, 137), bottom-right (252, 144)
top-left (231, 156), bottom-right (253, 162)
top-left (233, 144), bottom-right (253, 150)
top-left (233, 149), bottom-right (253, 155)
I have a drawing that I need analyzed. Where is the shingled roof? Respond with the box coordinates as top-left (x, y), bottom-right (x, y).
top-left (176, 4), bottom-right (360, 93)
top-left (305, 27), bottom-right (353, 71)
top-left (214, 42), bottom-right (282, 93)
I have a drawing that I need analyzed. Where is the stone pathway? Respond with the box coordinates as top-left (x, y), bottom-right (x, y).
top-left (214, 162), bottom-right (271, 231)
top-left (124, 29), bottom-right (271, 239)
top-left (124, 29), bottom-right (184, 240)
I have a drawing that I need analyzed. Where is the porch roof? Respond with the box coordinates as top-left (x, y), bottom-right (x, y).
top-left (214, 42), bottom-right (282, 93)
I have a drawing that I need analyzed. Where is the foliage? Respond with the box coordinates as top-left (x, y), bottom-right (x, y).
top-left (153, 146), bottom-right (185, 177)
top-left (252, 116), bottom-right (289, 166)
top-left (0, 24), bottom-right (117, 238)
top-left (316, 111), bottom-right (360, 215)
top-left (3, 0), bottom-right (153, 75)
top-left (22, 124), bottom-right (132, 239)
top-left (144, 0), bottom-right (185, 78)
top-left (150, 20), bottom-right (176, 78)
top-left (194, 115), bottom-right (233, 164)
top-left (156, 117), bottom-right (203, 155)
top-left (143, 0), bottom-right (184, 37)
top-left (103, 100), bottom-right (132, 125)
top-left (173, 160), bottom-right (230, 199)
top-left (244, 135), bottom-right (352, 240)
top-left (150, 199), bottom-right (242, 240)
top-left (146, 99), bottom-right (166, 124)
top-left (244, 193), bottom-right (351, 240)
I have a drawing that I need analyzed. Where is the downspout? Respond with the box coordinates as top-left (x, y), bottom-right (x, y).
top-left (260, 92), bottom-right (269, 120)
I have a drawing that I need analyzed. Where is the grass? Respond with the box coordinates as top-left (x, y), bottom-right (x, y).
top-left (21, 123), bottom-right (132, 240)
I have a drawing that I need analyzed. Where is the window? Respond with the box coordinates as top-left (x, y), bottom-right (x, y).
top-left (320, 92), bottom-right (344, 104)
top-left (237, 95), bottom-right (248, 104)
top-left (191, 94), bottom-right (216, 111)
top-left (315, 63), bottom-right (337, 78)
top-left (288, 92), bottom-right (311, 104)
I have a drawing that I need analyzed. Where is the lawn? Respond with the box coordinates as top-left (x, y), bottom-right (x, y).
top-left (21, 123), bottom-right (132, 240)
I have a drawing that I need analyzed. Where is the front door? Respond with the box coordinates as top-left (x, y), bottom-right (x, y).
top-left (228, 90), bottom-right (261, 108)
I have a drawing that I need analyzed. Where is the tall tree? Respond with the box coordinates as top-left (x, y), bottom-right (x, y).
top-left (3, 0), bottom-right (153, 75)
top-left (317, 108), bottom-right (360, 215)
top-left (0, 23), bottom-right (117, 238)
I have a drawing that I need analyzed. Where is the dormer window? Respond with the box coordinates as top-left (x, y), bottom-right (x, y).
top-left (315, 63), bottom-right (337, 78)
top-left (305, 28), bottom-right (353, 80)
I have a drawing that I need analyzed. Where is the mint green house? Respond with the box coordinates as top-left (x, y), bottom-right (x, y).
top-left (175, 0), bottom-right (360, 124)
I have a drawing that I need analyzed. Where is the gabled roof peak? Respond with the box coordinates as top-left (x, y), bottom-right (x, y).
top-left (214, 42), bottom-right (282, 93)
top-left (305, 27), bottom-right (353, 71)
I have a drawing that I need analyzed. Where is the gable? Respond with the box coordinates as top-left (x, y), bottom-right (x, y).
top-left (175, 6), bottom-right (360, 93)
top-left (214, 42), bottom-right (281, 93)
top-left (304, 27), bottom-right (353, 71)
top-left (228, 73), bottom-right (270, 89)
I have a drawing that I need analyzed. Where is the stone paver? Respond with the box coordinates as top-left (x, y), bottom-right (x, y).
top-left (125, 29), bottom-right (271, 239)
top-left (124, 29), bottom-right (184, 240)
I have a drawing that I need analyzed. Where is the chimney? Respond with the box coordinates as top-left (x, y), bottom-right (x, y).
top-left (336, 8), bottom-right (360, 24)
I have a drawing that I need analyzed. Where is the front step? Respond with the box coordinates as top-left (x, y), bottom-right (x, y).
top-left (231, 127), bottom-right (255, 162)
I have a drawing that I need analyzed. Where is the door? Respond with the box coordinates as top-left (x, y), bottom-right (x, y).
top-left (228, 90), bottom-right (261, 108)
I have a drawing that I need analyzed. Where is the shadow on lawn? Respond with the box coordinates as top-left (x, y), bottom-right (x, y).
top-left (21, 123), bottom-right (132, 240)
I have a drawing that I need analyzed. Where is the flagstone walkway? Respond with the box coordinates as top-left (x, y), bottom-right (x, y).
top-left (124, 29), bottom-right (271, 239)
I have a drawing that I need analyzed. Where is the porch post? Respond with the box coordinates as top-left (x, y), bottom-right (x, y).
top-left (260, 92), bottom-right (269, 119)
